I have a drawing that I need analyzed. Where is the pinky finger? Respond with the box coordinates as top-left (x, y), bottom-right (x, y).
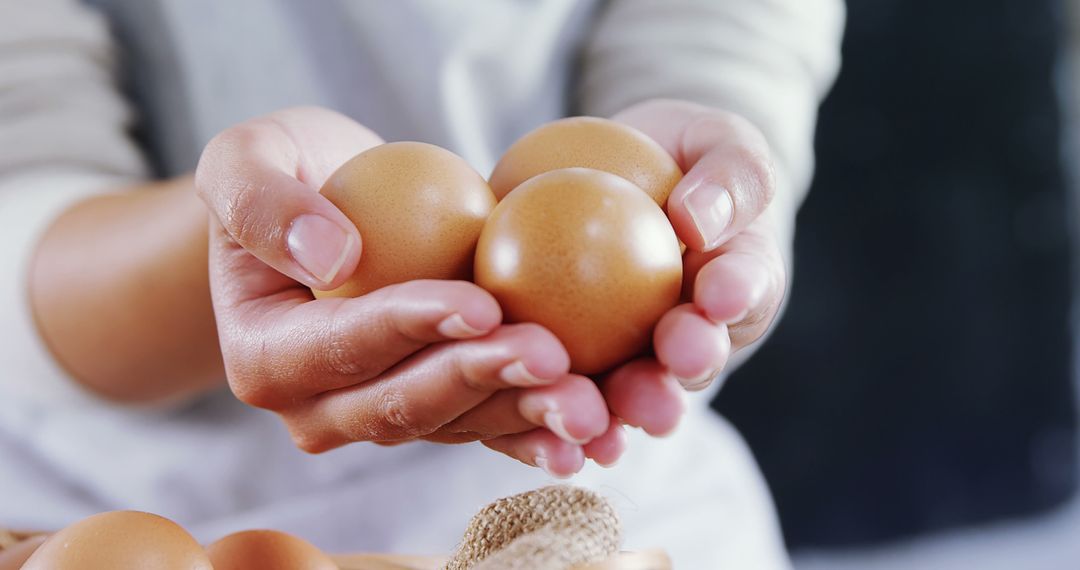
top-left (483, 429), bottom-right (585, 479)
top-left (584, 416), bottom-right (628, 467)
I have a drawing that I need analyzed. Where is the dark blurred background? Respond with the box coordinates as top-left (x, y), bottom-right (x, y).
top-left (712, 0), bottom-right (1077, 550)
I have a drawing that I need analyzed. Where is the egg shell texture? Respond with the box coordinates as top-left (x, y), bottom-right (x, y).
top-left (21, 511), bottom-right (212, 570)
top-left (475, 168), bottom-right (683, 374)
top-left (314, 141), bottom-right (496, 298)
top-left (206, 529), bottom-right (338, 570)
top-left (488, 116), bottom-right (683, 205)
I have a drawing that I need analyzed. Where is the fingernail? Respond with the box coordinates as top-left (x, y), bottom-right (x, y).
top-left (681, 372), bottom-right (716, 392)
top-left (287, 214), bottom-right (356, 285)
top-left (683, 182), bottom-right (734, 249)
top-left (725, 307), bottom-right (750, 325)
top-left (673, 368), bottom-right (716, 391)
top-left (534, 451), bottom-right (570, 479)
top-left (436, 314), bottom-right (487, 339)
top-left (499, 360), bottom-right (549, 386)
top-left (520, 396), bottom-right (591, 445)
top-left (544, 410), bottom-right (589, 445)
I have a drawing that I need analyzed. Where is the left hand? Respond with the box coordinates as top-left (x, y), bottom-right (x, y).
top-left (603, 99), bottom-right (789, 436)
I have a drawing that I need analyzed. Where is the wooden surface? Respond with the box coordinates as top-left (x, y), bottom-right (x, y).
top-left (331, 549), bottom-right (672, 569)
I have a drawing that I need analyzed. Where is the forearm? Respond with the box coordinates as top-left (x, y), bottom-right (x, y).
top-left (28, 176), bottom-right (224, 404)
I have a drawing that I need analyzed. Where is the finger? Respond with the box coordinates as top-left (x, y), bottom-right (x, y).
top-left (613, 100), bottom-right (775, 252)
top-left (283, 324), bottom-right (572, 452)
top-left (423, 390), bottom-right (530, 443)
top-left (518, 375), bottom-right (610, 443)
top-left (602, 359), bottom-right (686, 437)
top-left (435, 375), bottom-right (610, 444)
top-left (654, 304), bottom-right (730, 391)
top-left (667, 113), bottom-right (775, 252)
top-left (690, 223), bottom-right (786, 350)
top-left (583, 417), bottom-right (628, 467)
top-left (221, 279), bottom-right (502, 410)
top-left (483, 429), bottom-right (586, 479)
top-left (196, 106), bottom-right (383, 289)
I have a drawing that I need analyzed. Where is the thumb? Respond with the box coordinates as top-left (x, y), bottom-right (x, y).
top-left (666, 112), bottom-right (777, 252)
top-left (195, 107), bottom-right (382, 289)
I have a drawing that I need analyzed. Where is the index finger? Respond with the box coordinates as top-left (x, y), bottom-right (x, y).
top-left (614, 100), bottom-right (776, 252)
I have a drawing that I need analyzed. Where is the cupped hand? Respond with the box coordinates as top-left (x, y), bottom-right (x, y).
top-left (604, 100), bottom-right (789, 436)
top-left (196, 107), bottom-right (623, 477)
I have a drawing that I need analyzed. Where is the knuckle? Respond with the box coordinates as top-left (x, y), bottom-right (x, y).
top-left (730, 143), bottom-right (777, 207)
top-left (321, 304), bottom-right (377, 378)
top-left (222, 338), bottom-right (290, 410)
top-left (228, 376), bottom-right (280, 410)
top-left (288, 428), bottom-right (333, 455)
top-left (381, 283), bottom-right (435, 342)
top-left (222, 178), bottom-right (269, 246)
top-left (196, 125), bottom-right (249, 189)
top-left (688, 111), bottom-right (776, 207)
top-left (323, 334), bottom-right (367, 377)
top-left (199, 122), bottom-right (280, 245)
top-left (453, 355), bottom-right (488, 393)
top-left (376, 390), bottom-right (431, 440)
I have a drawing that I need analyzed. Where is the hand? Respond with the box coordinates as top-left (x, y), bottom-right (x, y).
top-left (603, 99), bottom-right (788, 435)
top-left (196, 107), bottom-right (624, 477)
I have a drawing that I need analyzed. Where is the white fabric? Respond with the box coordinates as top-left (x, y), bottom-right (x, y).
top-left (0, 0), bottom-right (844, 567)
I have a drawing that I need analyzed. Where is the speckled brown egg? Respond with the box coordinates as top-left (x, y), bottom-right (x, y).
top-left (21, 511), bottom-right (212, 570)
top-left (313, 141), bottom-right (496, 298)
top-left (488, 116), bottom-right (683, 205)
top-left (206, 529), bottom-right (338, 570)
top-left (475, 168), bottom-right (683, 374)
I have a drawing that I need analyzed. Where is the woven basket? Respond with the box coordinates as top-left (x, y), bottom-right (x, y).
top-left (1, 487), bottom-right (672, 570)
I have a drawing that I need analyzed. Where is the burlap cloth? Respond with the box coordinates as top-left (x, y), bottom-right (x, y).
top-left (445, 485), bottom-right (622, 570)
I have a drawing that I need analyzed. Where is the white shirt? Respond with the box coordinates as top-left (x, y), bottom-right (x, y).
top-left (0, 0), bottom-right (844, 567)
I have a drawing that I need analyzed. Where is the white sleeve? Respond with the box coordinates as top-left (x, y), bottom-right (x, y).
top-left (581, 0), bottom-right (845, 216)
top-left (0, 0), bottom-right (148, 405)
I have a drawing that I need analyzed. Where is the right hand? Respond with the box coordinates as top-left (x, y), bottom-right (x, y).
top-left (195, 107), bottom-right (625, 477)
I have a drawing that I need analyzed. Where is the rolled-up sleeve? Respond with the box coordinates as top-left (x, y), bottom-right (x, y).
top-left (581, 0), bottom-right (845, 212)
top-left (0, 0), bottom-right (147, 404)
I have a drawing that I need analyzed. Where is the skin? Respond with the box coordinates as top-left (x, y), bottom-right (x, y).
top-left (603, 99), bottom-right (788, 437)
top-left (29, 176), bottom-right (223, 404)
top-left (28, 101), bottom-right (787, 478)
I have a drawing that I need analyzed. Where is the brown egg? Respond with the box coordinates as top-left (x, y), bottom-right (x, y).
top-left (313, 141), bottom-right (496, 298)
top-left (489, 116), bottom-right (683, 205)
top-left (206, 529), bottom-right (338, 570)
top-left (21, 511), bottom-right (211, 570)
top-left (475, 168), bottom-right (683, 374)
top-left (0, 535), bottom-right (47, 570)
